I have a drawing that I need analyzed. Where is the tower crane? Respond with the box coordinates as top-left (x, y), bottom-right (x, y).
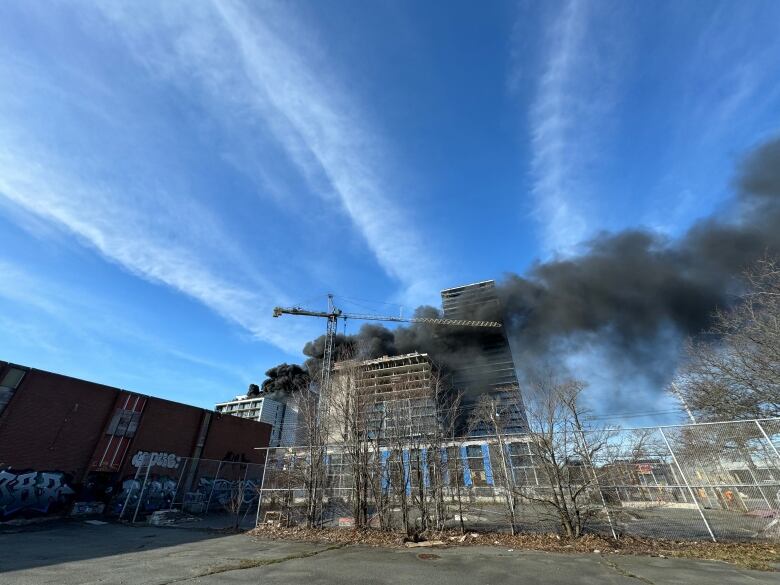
top-left (273, 294), bottom-right (502, 398)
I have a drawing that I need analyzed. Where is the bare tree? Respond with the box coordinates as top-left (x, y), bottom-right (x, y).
top-left (676, 257), bottom-right (780, 421)
top-left (328, 352), bottom-right (372, 529)
top-left (426, 375), bottom-right (459, 533)
top-left (222, 462), bottom-right (250, 532)
top-left (444, 392), bottom-right (467, 534)
top-left (384, 395), bottom-right (412, 535)
top-left (469, 393), bottom-right (519, 534)
top-left (517, 373), bottom-right (611, 539)
top-left (365, 403), bottom-right (392, 531)
top-left (293, 376), bottom-right (328, 528)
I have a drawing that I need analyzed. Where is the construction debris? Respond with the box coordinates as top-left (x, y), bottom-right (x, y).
top-left (146, 510), bottom-right (200, 526)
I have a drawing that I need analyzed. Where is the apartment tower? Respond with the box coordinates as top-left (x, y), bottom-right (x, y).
top-left (440, 280), bottom-right (527, 435)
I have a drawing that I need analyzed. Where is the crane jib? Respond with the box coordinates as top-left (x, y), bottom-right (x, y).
top-left (272, 306), bottom-right (502, 328)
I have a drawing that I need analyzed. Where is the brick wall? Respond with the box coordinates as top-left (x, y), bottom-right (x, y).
top-left (0, 368), bottom-right (118, 479)
top-left (0, 362), bottom-right (273, 518)
top-left (201, 412), bottom-right (270, 465)
top-left (115, 397), bottom-right (206, 478)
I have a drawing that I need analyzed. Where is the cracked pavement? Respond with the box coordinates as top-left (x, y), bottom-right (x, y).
top-left (1, 520), bottom-right (778, 585)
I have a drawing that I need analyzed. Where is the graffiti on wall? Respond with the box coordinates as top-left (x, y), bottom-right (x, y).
top-left (131, 451), bottom-right (181, 469)
top-left (109, 474), bottom-right (259, 517)
top-left (0, 468), bottom-right (76, 519)
top-left (196, 476), bottom-right (258, 508)
top-left (110, 474), bottom-right (179, 516)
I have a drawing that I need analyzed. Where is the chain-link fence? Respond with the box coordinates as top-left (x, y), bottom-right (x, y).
top-left (113, 456), bottom-right (264, 525)
top-left (251, 419), bottom-right (780, 541)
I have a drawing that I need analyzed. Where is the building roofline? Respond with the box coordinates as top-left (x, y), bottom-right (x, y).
top-left (335, 352), bottom-right (431, 369)
top-left (215, 395), bottom-right (279, 407)
top-left (440, 280), bottom-right (495, 294)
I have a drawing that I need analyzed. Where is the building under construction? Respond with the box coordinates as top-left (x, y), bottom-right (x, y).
top-left (441, 280), bottom-right (527, 435)
top-left (326, 352), bottom-right (440, 443)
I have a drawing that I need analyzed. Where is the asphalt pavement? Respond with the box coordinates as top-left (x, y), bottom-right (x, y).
top-left (0, 519), bottom-right (777, 585)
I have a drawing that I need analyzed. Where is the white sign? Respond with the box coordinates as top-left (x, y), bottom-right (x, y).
top-left (131, 451), bottom-right (181, 469)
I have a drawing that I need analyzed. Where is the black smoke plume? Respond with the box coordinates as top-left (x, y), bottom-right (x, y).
top-left (271, 137), bottom-right (780, 414)
top-left (251, 363), bottom-right (309, 400)
top-left (496, 136), bottom-right (780, 394)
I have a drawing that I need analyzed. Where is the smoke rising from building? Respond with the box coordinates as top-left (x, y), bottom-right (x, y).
top-left (251, 363), bottom-right (309, 400)
top-left (496, 136), bottom-right (780, 401)
top-left (267, 137), bottom-right (780, 414)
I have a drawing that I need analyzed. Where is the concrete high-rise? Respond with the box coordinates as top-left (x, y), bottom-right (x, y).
top-left (215, 393), bottom-right (300, 447)
top-left (326, 352), bottom-right (440, 443)
top-left (440, 280), bottom-right (527, 435)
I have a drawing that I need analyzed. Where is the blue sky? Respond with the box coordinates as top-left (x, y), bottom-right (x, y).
top-left (1, 1), bottom-right (779, 416)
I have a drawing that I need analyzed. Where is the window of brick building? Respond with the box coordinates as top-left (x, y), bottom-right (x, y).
top-left (106, 409), bottom-right (141, 437)
top-left (0, 367), bottom-right (26, 389)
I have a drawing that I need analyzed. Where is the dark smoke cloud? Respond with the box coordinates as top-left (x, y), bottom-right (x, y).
top-left (270, 136), bottom-right (780, 416)
top-left (303, 333), bottom-right (357, 377)
top-left (299, 305), bottom-right (507, 404)
top-left (499, 136), bottom-right (780, 359)
top-left (253, 363), bottom-right (309, 400)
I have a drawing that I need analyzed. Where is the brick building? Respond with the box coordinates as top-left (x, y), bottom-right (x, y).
top-left (0, 361), bottom-right (271, 520)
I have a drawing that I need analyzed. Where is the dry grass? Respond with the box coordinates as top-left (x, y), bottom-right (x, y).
top-left (249, 525), bottom-right (780, 571)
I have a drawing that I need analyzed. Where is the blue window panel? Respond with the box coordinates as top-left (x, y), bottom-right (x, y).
top-left (441, 448), bottom-right (450, 486)
top-left (481, 443), bottom-right (494, 486)
top-left (460, 446), bottom-right (472, 487)
top-left (403, 450), bottom-right (411, 495)
top-left (380, 450), bottom-right (390, 492)
top-left (421, 448), bottom-right (430, 488)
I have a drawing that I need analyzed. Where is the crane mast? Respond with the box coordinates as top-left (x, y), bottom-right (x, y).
top-left (273, 294), bottom-right (502, 398)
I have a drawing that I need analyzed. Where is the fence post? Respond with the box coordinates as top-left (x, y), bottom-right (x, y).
top-left (577, 429), bottom-right (617, 540)
top-left (236, 464), bottom-right (252, 527)
top-left (168, 458), bottom-right (188, 511)
top-left (255, 448), bottom-right (269, 527)
top-left (118, 456), bottom-right (145, 521)
top-left (132, 459), bottom-right (153, 524)
top-left (659, 427), bottom-right (716, 542)
top-left (205, 460), bottom-right (223, 514)
top-left (755, 420), bottom-right (780, 462)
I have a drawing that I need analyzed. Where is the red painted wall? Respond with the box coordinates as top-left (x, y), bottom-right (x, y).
top-left (0, 364), bottom-right (272, 480)
top-left (201, 412), bottom-right (270, 465)
top-left (89, 391), bottom-right (148, 473)
top-left (0, 367), bottom-right (118, 480)
top-left (115, 397), bottom-right (206, 478)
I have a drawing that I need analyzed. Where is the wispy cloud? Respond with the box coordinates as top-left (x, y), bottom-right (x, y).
top-left (0, 148), bottom-right (307, 353)
top-left (0, 0), bottom-right (444, 366)
top-left (96, 0), bottom-right (444, 305)
top-left (0, 257), bottom-right (260, 405)
top-left (642, 2), bottom-right (780, 236)
top-left (0, 257), bottom-right (239, 377)
top-left (524, 0), bottom-right (623, 256)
